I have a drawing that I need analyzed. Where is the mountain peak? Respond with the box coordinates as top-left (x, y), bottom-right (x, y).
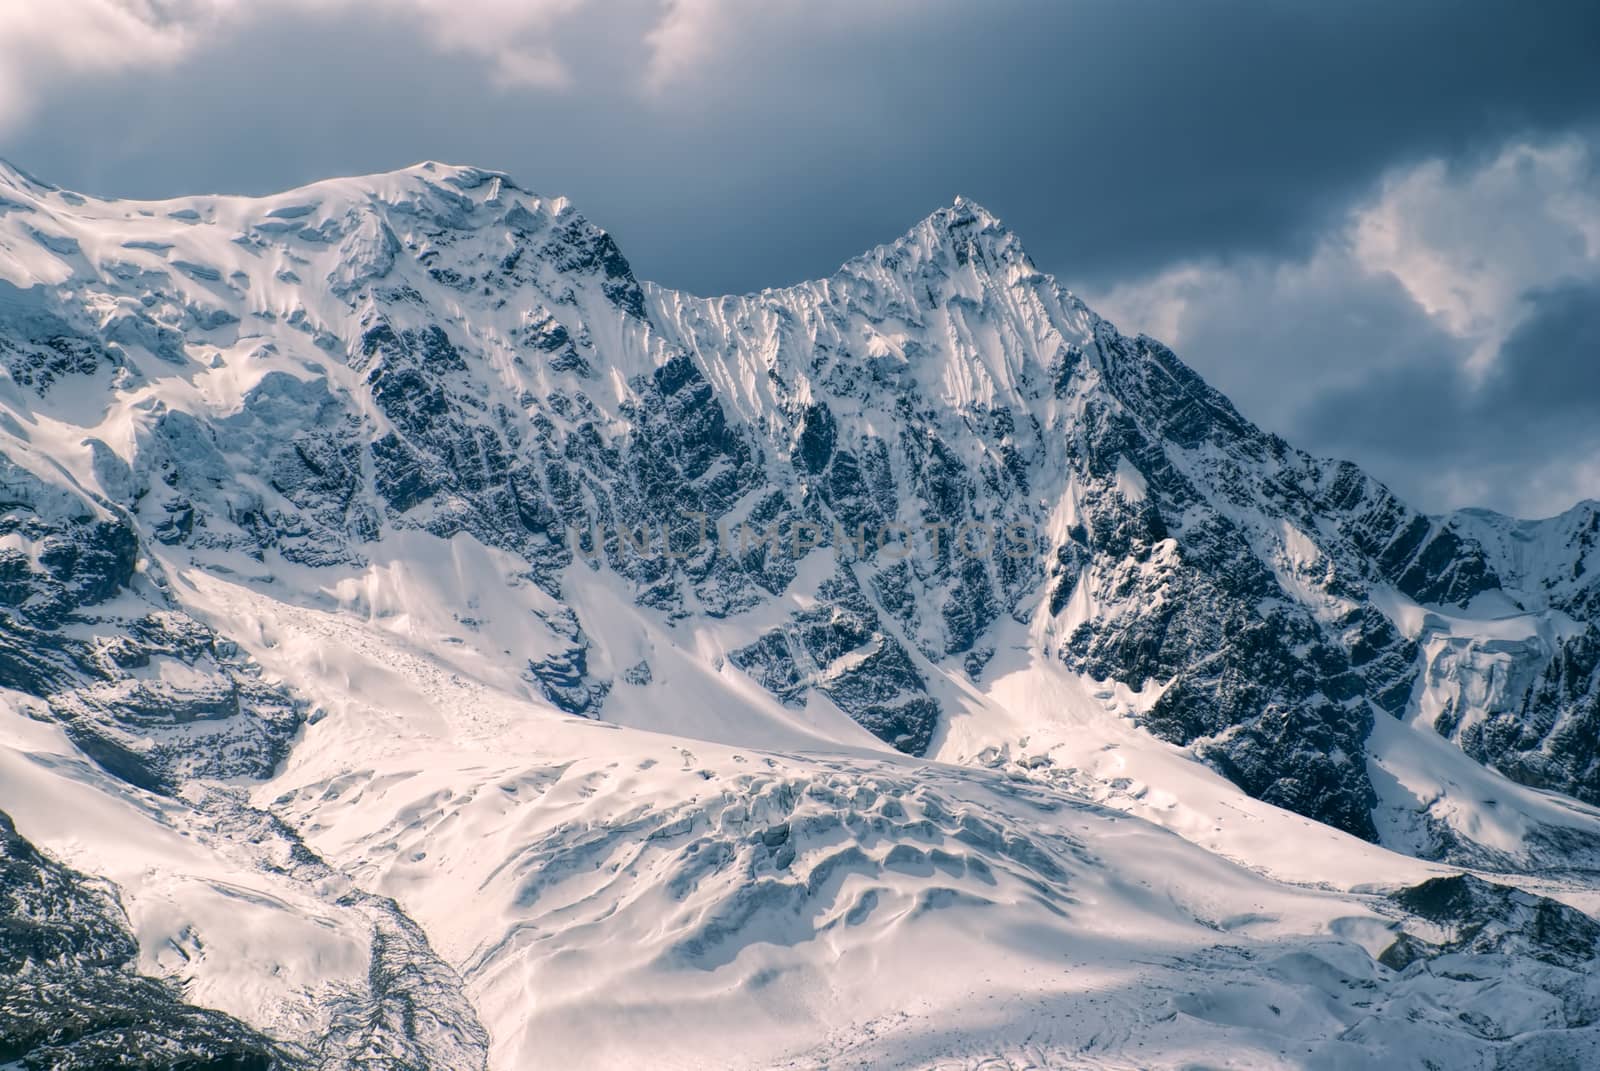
top-left (922, 194), bottom-right (1007, 241)
top-left (0, 158), bottom-right (51, 194)
top-left (948, 193), bottom-right (1001, 223)
top-left (243, 160), bottom-right (539, 218)
top-left (837, 195), bottom-right (1034, 286)
top-left (391, 161), bottom-right (522, 195)
top-left (0, 159), bottom-right (550, 228)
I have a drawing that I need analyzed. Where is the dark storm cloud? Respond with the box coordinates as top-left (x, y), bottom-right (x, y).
top-left (1296, 281), bottom-right (1600, 516)
top-left (1492, 283), bottom-right (1600, 424)
top-left (4, 0), bottom-right (1599, 296)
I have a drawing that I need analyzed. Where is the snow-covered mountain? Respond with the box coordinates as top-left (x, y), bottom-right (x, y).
top-left (3, 159), bottom-right (1600, 1069)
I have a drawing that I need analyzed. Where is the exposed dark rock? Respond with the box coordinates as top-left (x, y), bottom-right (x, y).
top-left (0, 810), bottom-right (296, 1070)
top-left (1382, 873), bottom-right (1600, 970)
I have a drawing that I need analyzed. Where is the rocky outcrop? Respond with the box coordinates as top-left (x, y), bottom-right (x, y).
top-left (0, 457), bottom-right (302, 794)
top-left (0, 810), bottom-right (294, 1070)
top-left (1381, 873), bottom-right (1600, 970)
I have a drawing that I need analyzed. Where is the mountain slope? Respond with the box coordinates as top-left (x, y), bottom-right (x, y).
top-left (2, 159), bottom-right (1600, 1068)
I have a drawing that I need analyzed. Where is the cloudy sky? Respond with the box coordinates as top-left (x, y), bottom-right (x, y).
top-left (2, 1), bottom-right (1597, 516)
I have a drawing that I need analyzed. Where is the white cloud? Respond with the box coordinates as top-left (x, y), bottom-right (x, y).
top-left (0, 0), bottom-right (601, 132)
top-left (0, 0), bottom-right (934, 132)
top-left (1351, 139), bottom-right (1600, 371)
top-left (1087, 135), bottom-right (1600, 516)
top-left (1089, 229), bottom-right (1436, 407)
top-left (642, 0), bottom-right (726, 91)
top-left (1097, 137), bottom-right (1600, 371)
top-left (382, 0), bottom-right (590, 90)
top-left (0, 0), bottom-right (229, 130)
top-left (640, 0), bottom-right (922, 95)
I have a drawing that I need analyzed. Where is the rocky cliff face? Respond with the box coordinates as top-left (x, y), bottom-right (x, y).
top-left (0, 425), bottom-right (303, 794)
top-left (2, 159), bottom-right (1600, 1068)
top-left (1418, 504), bottom-right (1600, 804)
